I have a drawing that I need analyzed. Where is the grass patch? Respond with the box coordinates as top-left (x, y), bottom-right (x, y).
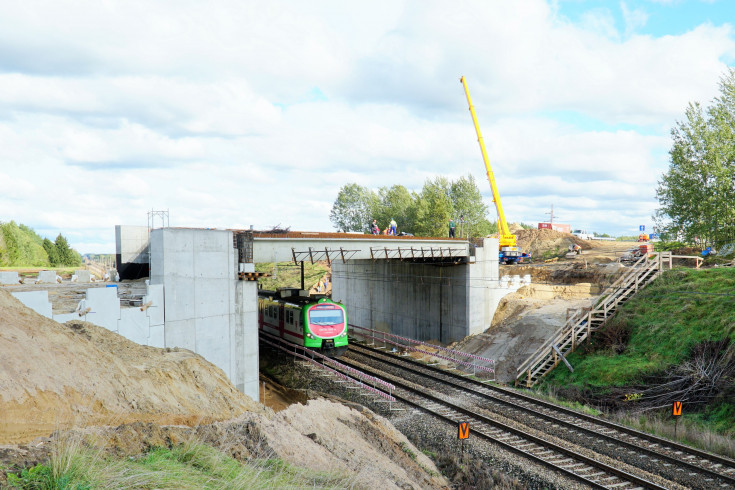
top-left (540, 267), bottom-right (735, 449)
top-left (7, 436), bottom-right (350, 489)
top-left (255, 261), bottom-right (329, 292)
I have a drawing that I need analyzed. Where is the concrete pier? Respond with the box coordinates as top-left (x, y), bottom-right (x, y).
top-left (332, 238), bottom-right (505, 344)
top-left (150, 228), bottom-right (259, 400)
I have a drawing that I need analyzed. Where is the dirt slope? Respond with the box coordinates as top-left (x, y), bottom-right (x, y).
top-left (0, 288), bottom-right (262, 444)
top-left (0, 288), bottom-right (448, 488)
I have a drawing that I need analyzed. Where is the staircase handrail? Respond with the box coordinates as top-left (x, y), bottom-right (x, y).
top-left (515, 252), bottom-right (661, 376)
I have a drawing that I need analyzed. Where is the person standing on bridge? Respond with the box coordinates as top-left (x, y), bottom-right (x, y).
top-left (449, 218), bottom-right (456, 238)
top-left (389, 218), bottom-right (397, 236)
top-left (371, 219), bottom-right (380, 235)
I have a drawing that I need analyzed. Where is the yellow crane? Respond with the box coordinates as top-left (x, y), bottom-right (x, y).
top-left (460, 76), bottom-right (529, 264)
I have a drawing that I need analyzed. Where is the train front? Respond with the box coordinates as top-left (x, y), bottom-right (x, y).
top-left (303, 298), bottom-right (348, 356)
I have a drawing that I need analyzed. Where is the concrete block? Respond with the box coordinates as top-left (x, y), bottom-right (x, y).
top-left (144, 284), bottom-right (164, 326)
top-left (148, 323), bottom-right (165, 348)
top-left (118, 307), bottom-right (150, 345)
top-left (162, 280), bottom-right (195, 322)
top-left (11, 291), bottom-right (52, 318)
top-left (115, 225), bottom-right (150, 263)
top-left (75, 270), bottom-right (92, 283)
top-left (164, 319), bottom-right (197, 351)
top-left (84, 287), bottom-right (121, 332)
top-left (195, 252), bottom-right (231, 279)
top-left (0, 271), bottom-right (19, 284)
top-left (196, 314), bottom-right (231, 378)
top-left (36, 271), bottom-right (58, 283)
top-left (195, 280), bottom-right (229, 319)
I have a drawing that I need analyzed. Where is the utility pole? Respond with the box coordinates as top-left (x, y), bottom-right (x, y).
top-left (545, 204), bottom-right (558, 225)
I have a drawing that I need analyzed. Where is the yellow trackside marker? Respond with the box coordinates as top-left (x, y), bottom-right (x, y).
top-left (672, 401), bottom-right (683, 416)
top-left (458, 422), bottom-right (470, 440)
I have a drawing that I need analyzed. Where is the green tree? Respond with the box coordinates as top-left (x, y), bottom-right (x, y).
top-left (413, 177), bottom-right (453, 237)
top-left (329, 184), bottom-right (378, 232)
top-left (449, 175), bottom-right (495, 238)
top-left (0, 221), bottom-right (49, 266)
top-left (374, 185), bottom-right (415, 234)
top-left (656, 69), bottom-right (735, 247)
top-left (54, 233), bottom-right (81, 266)
top-left (42, 238), bottom-right (59, 266)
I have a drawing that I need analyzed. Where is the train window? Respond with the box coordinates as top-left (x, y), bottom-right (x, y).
top-left (309, 308), bottom-right (344, 326)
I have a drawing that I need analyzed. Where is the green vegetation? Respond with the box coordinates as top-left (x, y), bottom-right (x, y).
top-left (329, 175), bottom-right (497, 238)
top-left (0, 221), bottom-right (81, 267)
top-left (655, 68), bottom-right (735, 248)
top-left (542, 268), bottom-right (735, 443)
top-left (255, 261), bottom-right (329, 291)
top-left (7, 439), bottom-right (350, 489)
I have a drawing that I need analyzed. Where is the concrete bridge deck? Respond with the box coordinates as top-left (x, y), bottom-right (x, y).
top-left (248, 231), bottom-right (472, 263)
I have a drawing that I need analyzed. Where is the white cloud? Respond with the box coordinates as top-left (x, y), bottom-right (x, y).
top-left (0, 0), bottom-right (732, 252)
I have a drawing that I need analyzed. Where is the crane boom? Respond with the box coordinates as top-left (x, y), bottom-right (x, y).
top-left (460, 76), bottom-right (517, 251)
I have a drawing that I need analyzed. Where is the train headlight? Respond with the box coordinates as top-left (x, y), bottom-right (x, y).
top-left (306, 333), bottom-right (314, 339)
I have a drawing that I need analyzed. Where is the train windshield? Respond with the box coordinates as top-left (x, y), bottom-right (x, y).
top-left (309, 308), bottom-right (344, 326)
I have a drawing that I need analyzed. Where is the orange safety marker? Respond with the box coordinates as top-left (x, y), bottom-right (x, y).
top-left (458, 422), bottom-right (470, 440)
top-left (672, 401), bottom-right (683, 416)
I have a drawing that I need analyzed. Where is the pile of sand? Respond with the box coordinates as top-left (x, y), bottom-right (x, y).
top-left (514, 228), bottom-right (591, 257)
top-left (0, 287), bottom-right (448, 488)
top-left (0, 288), bottom-right (263, 444)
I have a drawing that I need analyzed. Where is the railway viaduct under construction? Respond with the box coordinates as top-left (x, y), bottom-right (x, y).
top-left (10, 226), bottom-right (526, 402)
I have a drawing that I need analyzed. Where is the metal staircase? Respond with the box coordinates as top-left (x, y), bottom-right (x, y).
top-left (515, 251), bottom-right (675, 388)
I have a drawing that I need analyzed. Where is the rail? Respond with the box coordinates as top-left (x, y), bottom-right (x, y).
top-left (350, 324), bottom-right (495, 378)
top-left (259, 332), bottom-right (396, 404)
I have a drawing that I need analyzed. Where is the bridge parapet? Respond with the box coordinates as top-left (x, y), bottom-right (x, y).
top-left (251, 232), bottom-right (471, 264)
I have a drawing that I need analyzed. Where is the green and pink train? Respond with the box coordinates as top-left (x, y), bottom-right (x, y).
top-left (258, 288), bottom-right (348, 357)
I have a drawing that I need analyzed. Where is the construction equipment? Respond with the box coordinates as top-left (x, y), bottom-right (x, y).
top-left (460, 76), bottom-right (530, 264)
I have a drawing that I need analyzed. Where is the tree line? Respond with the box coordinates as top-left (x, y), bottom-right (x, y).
top-left (656, 69), bottom-right (735, 248)
top-left (0, 221), bottom-right (82, 267)
top-left (329, 175), bottom-right (499, 238)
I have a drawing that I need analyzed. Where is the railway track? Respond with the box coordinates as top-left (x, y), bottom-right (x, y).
top-left (340, 342), bottom-right (735, 490)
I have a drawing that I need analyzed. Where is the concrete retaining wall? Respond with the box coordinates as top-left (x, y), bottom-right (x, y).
top-left (150, 228), bottom-right (259, 401)
top-left (12, 283), bottom-right (164, 347)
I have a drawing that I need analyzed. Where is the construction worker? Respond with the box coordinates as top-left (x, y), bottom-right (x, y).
top-left (389, 218), bottom-right (397, 236)
top-left (569, 244), bottom-right (582, 255)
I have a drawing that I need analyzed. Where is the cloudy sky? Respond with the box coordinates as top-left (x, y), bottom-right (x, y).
top-left (1, 0), bottom-right (733, 253)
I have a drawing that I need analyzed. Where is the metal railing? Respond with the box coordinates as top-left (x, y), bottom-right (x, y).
top-left (259, 331), bottom-right (396, 405)
top-left (350, 324), bottom-right (495, 379)
top-left (515, 252), bottom-right (679, 387)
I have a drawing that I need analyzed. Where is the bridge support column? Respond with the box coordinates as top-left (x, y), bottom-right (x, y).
top-left (332, 238), bottom-right (501, 344)
top-left (150, 228), bottom-right (260, 401)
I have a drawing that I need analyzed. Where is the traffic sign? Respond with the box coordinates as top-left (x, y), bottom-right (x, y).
top-left (458, 422), bottom-right (470, 440)
top-left (672, 401), bottom-right (683, 416)
top-left (639, 225), bottom-right (645, 231)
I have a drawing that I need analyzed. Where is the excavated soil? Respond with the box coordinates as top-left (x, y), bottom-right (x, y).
top-left (0, 288), bottom-right (447, 488)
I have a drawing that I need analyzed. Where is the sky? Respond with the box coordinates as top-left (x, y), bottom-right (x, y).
top-left (1, 0), bottom-right (733, 254)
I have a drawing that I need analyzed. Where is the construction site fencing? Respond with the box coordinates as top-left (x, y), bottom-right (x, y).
top-left (259, 332), bottom-right (396, 405)
top-left (349, 324), bottom-right (495, 379)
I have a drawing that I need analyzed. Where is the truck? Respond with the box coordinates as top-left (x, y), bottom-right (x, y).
top-left (460, 76), bottom-right (530, 265)
top-left (572, 229), bottom-right (593, 240)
